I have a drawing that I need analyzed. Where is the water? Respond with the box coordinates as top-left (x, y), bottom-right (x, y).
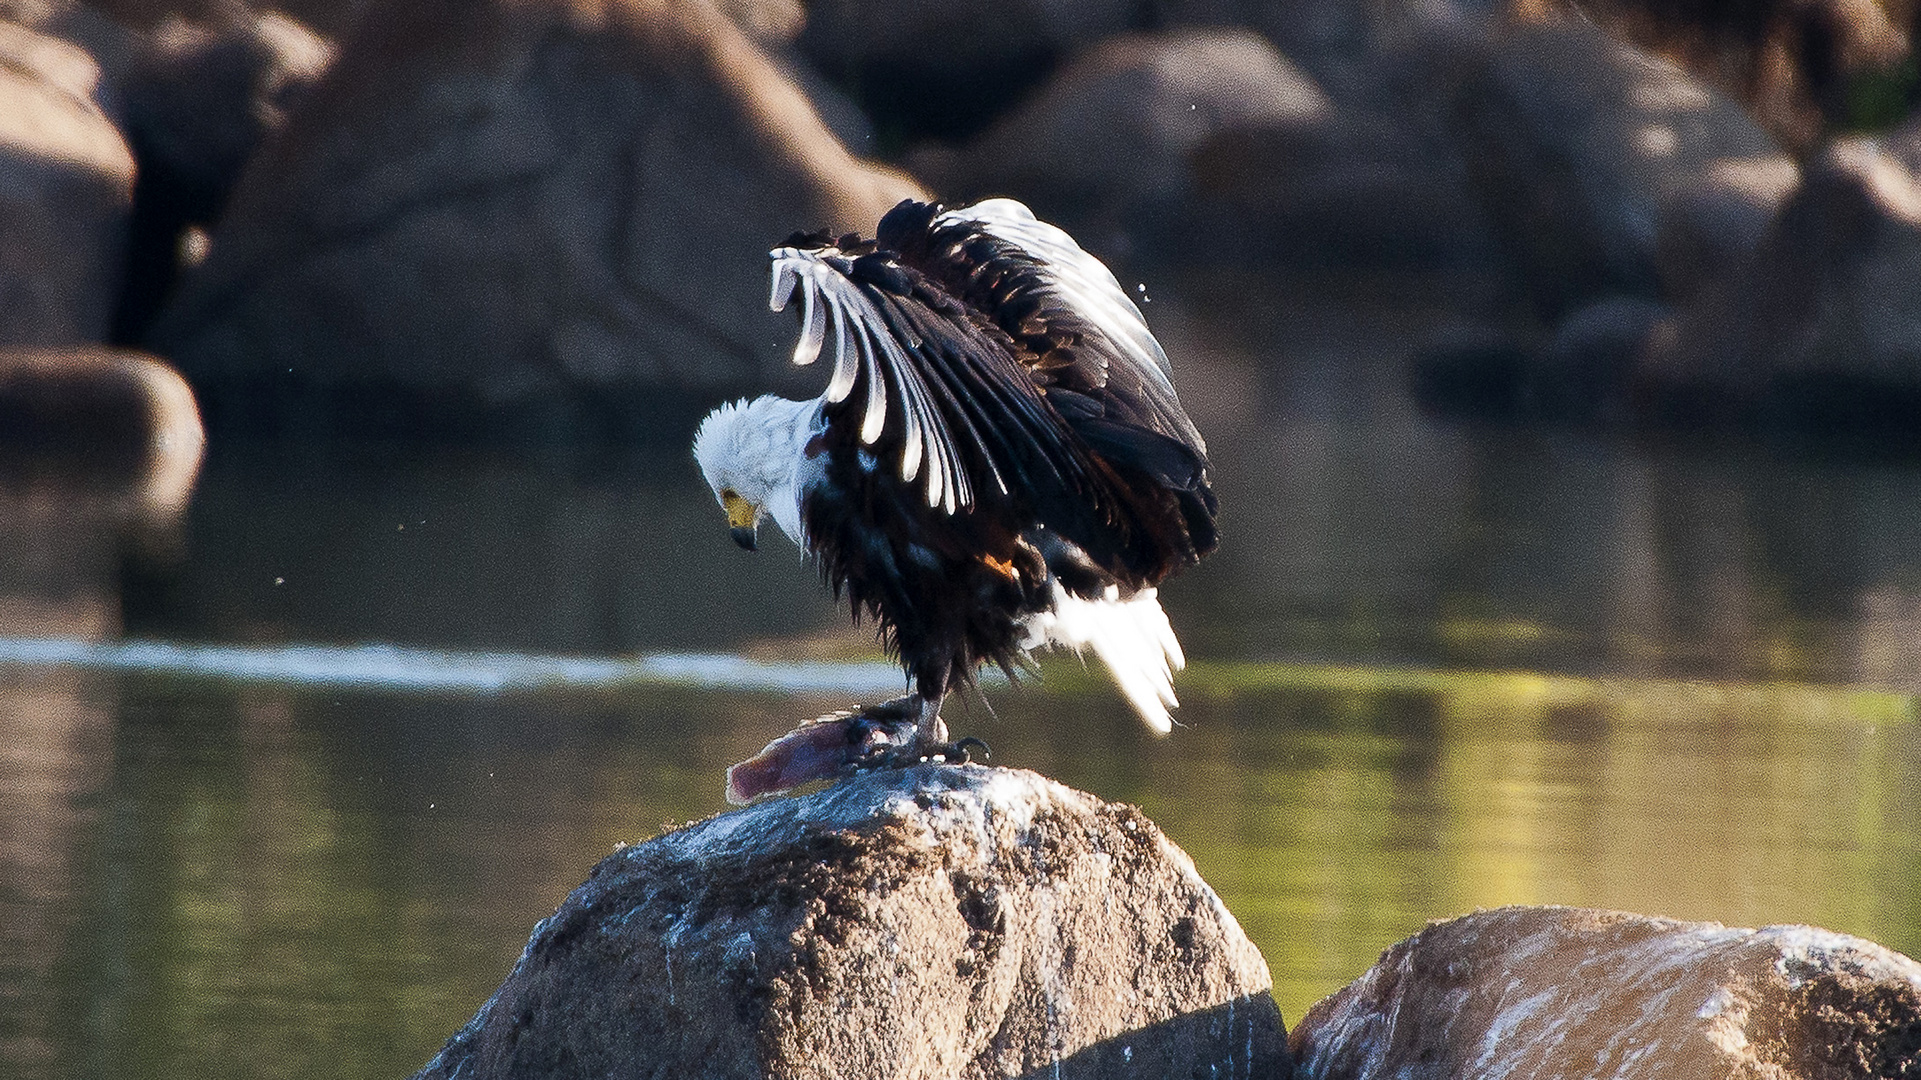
top-left (4, 276), bottom-right (1920, 1077)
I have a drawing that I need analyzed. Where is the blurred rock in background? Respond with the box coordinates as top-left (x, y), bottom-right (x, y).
top-left (110, 8), bottom-right (335, 343)
top-left (147, 0), bottom-right (921, 440)
top-left (0, 347), bottom-right (205, 521)
top-left (1, 0), bottom-right (1919, 440)
top-left (78, 0), bottom-right (368, 41)
top-left (0, 19), bottom-right (135, 346)
top-left (796, 0), bottom-right (1141, 146)
top-left (915, 28), bottom-right (1327, 221)
top-left (1447, 17), bottom-right (1798, 320)
top-left (1644, 114), bottom-right (1921, 430)
top-left (1538, 0), bottom-right (1914, 152)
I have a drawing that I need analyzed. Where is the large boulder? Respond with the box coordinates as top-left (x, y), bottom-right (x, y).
top-left (1556, 0), bottom-right (1910, 152)
top-left (796, 0), bottom-right (1142, 141)
top-left (1448, 16), bottom-right (1798, 318)
top-left (118, 11), bottom-right (336, 230)
top-left (150, 0), bottom-right (922, 438)
top-left (1178, 25), bottom-right (1498, 271)
top-left (112, 10), bottom-right (336, 341)
top-left (914, 22), bottom-right (1499, 271)
top-left (1644, 128), bottom-right (1921, 429)
top-left (0, 347), bottom-right (205, 517)
top-left (912, 27), bottom-right (1329, 233)
top-left (1152, 0), bottom-right (1479, 93)
top-left (1291, 906), bottom-right (1921, 1080)
top-left (80, 0), bottom-right (370, 40)
top-left (413, 765), bottom-right (1288, 1080)
top-left (0, 19), bottom-right (135, 345)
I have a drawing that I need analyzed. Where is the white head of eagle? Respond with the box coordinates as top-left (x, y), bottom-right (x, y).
top-left (694, 197), bottom-right (1218, 759)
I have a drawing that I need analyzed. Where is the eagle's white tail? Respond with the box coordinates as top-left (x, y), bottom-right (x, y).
top-left (1021, 582), bottom-right (1185, 734)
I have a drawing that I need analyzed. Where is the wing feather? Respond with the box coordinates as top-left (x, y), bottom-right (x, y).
top-left (931, 198), bottom-right (1206, 455)
top-left (771, 246), bottom-right (972, 511)
top-left (828, 301), bottom-right (856, 400)
top-left (940, 201), bottom-right (1161, 372)
top-left (857, 320), bottom-right (889, 446)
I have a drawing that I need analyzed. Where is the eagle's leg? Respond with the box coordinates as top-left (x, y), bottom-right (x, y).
top-left (914, 692), bottom-right (948, 751)
top-left (842, 693), bottom-right (942, 769)
top-left (903, 691), bottom-right (990, 764)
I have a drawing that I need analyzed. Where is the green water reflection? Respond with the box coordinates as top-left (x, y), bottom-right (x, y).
top-left (3, 661), bottom-right (1915, 1078)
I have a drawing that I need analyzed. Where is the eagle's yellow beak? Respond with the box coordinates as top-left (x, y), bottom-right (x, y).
top-left (721, 490), bottom-right (759, 551)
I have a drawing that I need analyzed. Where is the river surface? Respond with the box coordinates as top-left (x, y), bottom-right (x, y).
top-left (3, 276), bottom-right (1919, 1078)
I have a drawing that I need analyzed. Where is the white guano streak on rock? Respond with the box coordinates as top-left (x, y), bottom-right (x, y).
top-left (1471, 986), bottom-right (1559, 1079)
top-left (1762, 923), bottom-right (1921, 988)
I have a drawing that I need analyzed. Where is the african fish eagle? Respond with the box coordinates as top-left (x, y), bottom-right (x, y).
top-left (694, 198), bottom-right (1218, 802)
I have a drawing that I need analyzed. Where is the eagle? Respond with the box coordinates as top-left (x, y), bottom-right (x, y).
top-left (694, 198), bottom-right (1218, 802)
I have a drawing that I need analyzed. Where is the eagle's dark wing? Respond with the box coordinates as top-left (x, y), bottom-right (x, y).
top-left (770, 198), bottom-right (1216, 585)
top-left (925, 199), bottom-right (1206, 459)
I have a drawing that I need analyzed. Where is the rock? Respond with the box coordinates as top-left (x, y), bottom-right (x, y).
top-left (149, 0), bottom-right (922, 439)
top-left (1646, 134), bottom-right (1921, 431)
top-left (0, 347), bottom-right (205, 517)
top-left (1652, 155), bottom-right (1800, 303)
top-left (1531, 294), bottom-right (1669, 422)
top-left (121, 11), bottom-right (335, 223)
top-left (1407, 293), bottom-right (1668, 426)
top-left (1068, 9), bottom-right (1509, 272)
top-left (413, 765), bottom-right (1288, 1080)
top-left (1151, 0), bottom-right (1469, 93)
top-left (709, 0), bottom-right (803, 46)
top-left (1407, 327), bottom-right (1535, 421)
top-left (1449, 16), bottom-right (1797, 317)
top-left (1179, 37), bottom-right (1499, 271)
top-left (0, 19), bottom-right (135, 345)
top-left (911, 20), bottom-right (1499, 272)
top-left (1551, 0), bottom-right (1911, 152)
top-left (1291, 905), bottom-right (1921, 1080)
top-left (0, 0), bottom-right (65, 27)
top-left (1109, 9), bottom-right (1801, 282)
top-left (796, 0), bottom-right (1141, 142)
top-left (765, 42), bottom-right (878, 152)
top-left (76, 0), bottom-right (805, 45)
top-left (1888, 108), bottom-right (1921, 171)
top-left (913, 27), bottom-right (1330, 216)
top-left (113, 9), bottom-right (336, 341)
top-left (4, 3), bottom-right (140, 95)
top-left (81, 0), bottom-right (371, 41)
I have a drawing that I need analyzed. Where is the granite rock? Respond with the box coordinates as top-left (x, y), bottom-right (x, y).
top-left (150, 0), bottom-right (921, 438)
top-left (1645, 129), bottom-right (1921, 429)
top-left (0, 347), bottom-right (205, 516)
top-left (1291, 905), bottom-right (1921, 1080)
top-left (414, 765), bottom-right (1287, 1080)
top-left (0, 19), bottom-right (135, 345)
top-left (1449, 16), bottom-right (1796, 317)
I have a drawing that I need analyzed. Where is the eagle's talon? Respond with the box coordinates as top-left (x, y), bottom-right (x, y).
top-left (937, 736), bottom-right (990, 764)
top-left (957, 736), bottom-right (990, 761)
top-left (844, 731), bottom-right (989, 771)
